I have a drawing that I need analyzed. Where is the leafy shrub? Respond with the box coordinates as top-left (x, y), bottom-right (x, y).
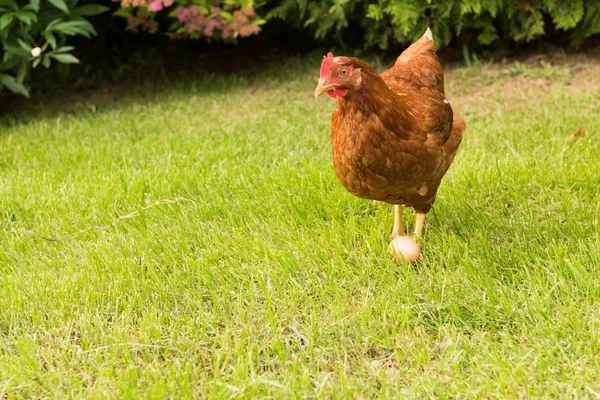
top-left (266, 0), bottom-right (600, 50)
top-left (2, 0), bottom-right (599, 98)
top-left (113, 0), bottom-right (265, 41)
top-left (0, 0), bottom-right (108, 97)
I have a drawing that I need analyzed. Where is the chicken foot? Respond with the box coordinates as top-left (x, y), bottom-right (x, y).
top-left (389, 205), bottom-right (405, 240)
top-left (390, 206), bottom-right (426, 240)
top-left (414, 212), bottom-right (425, 238)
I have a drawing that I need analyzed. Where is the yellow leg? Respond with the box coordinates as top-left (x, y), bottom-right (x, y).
top-left (389, 205), bottom-right (405, 240)
top-left (414, 212), bottom-right (425, 238)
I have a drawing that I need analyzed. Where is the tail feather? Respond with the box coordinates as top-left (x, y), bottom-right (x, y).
top-left (424, 27), bottom-right (433, 42)
top-left (395, 27), bottom-right (435, 65)
top-left (394, 27), bottom-right (444, 93)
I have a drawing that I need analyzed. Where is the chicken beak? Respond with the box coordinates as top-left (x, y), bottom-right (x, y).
top-left (314, 79), bottom-right (333, 99)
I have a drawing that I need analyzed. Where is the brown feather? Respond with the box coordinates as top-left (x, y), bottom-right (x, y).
top-left (327, 31), bottom-right (466, 215)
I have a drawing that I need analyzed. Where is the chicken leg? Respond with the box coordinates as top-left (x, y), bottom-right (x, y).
top-left (414, 212), bottom-right (425, 238)
top-left (389, 205), bottom-right (405, 239)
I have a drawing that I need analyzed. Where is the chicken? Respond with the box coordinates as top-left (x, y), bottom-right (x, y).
top-left (314, 28), bottom-right (466, 240)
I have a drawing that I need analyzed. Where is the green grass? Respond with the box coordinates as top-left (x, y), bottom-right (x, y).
top-left (1, 52), bottom-right (600, 398)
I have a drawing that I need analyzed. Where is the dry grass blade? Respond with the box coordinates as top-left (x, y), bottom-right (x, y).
top-left (566, 126), bottom-right (588, 141)
top-left (22, 197), bottom-right (194, 242)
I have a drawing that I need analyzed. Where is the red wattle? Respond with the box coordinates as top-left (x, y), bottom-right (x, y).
top-left (334, 89), bottom-right (348, 97)
top-left (326, 89), bottom-right (349, 98)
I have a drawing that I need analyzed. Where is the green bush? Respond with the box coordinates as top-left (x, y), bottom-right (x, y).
top-left (0, 0), bottom-right (108, 97)
top-left (267, 0), bottom-right (600, 49)
top-left (106, 0), bottom-right (600, 52)
top-left (2, 0), bottom-right (599, 98)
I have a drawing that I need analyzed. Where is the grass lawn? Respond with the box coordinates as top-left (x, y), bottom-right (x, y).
top-left (1, 51), bottom-right (600, 398)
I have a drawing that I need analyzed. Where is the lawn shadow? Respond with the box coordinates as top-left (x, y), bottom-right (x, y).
top-left (0, 49), bottom-right (323, 127)
top-left (3, 46), bottom-right (599, 135)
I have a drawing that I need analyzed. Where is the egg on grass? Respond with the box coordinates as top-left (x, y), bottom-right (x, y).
top-left (389, 236), bottom-right (421, 263)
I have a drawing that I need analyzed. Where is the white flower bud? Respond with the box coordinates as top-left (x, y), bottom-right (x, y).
top-left (31, 47), bottom-right (41, 57)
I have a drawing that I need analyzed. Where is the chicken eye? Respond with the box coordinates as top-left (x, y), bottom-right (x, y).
top-left (340, 69), bottom-right (348, 77)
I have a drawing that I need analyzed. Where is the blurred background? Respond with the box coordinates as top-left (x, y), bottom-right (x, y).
top-left (1, 0), bottom-right (599, 101)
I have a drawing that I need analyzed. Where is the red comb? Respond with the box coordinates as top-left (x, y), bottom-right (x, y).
top-left (320, 52), bottom-right (334, 77)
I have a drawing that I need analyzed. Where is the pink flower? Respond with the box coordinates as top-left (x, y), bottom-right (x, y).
top-left (147, 0), bottom-right (163, 12)
top-left (145, 19), bottom-right (158, 33)
top-left (185, 19), bottom-right (204, 33)
top-left (127, 11), bottom-right (150, 32)
top-left (118, 0), bottom-right (146, 7)
top-left (126, 15), bottom-right (139, 32)
top-left (176, 6), bottom-right (206, 33)
top-left (176, 7), bottom-right (188, 22)
top-left (221, 27), bottom-right (234, 39)
top-left (239, 24), bottom-right (260, 37)
top-left (240, 7), bottom-right (256, 18)
top-left (163, 0), bottom-right (173, 6)
top-left (233, 10), bottom-right (249, 24)
top-left (203, 18), bottom-right (221, 36)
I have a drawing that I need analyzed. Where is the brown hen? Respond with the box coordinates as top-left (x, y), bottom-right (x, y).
top-left (315, 28), bottom-right (466, 240)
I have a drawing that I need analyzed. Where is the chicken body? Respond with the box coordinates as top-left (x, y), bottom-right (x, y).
top-left (317, 29), bottom-right (466, 238)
